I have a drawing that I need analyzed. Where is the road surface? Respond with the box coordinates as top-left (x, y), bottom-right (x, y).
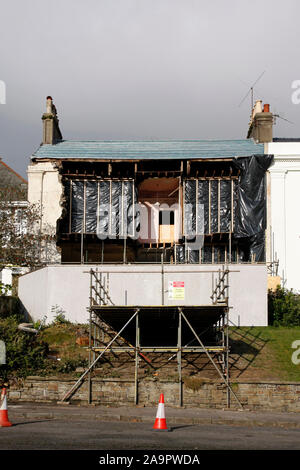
top-left (0, 418), bottom-right (299, 450)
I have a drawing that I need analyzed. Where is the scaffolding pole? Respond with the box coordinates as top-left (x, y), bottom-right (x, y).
top-left (179, 309), bottom-right (243, 410)
top-left (177, 307), bottom-right (182, 407)
top-left (88, 269), bottom-right (93, 404)
top-left (226, 307), bottom-right (230, 408)
top-left (134, 311), bottom-right (140, 404)
top-left (61, 308), bottom-right (140, 403)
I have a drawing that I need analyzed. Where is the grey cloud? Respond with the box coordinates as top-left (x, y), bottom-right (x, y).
top-left (0, 0), bottom-right (299, 177)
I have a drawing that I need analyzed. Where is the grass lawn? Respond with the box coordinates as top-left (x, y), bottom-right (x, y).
top-left (229, 326), bottom-right (300, 381)
top-left (38, 323), bottom-right (300, 382)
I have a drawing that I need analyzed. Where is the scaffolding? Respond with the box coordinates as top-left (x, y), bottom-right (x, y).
top-left (61, 266), bottom-right (243, 409)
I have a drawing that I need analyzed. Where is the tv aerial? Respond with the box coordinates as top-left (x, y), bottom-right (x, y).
top-left (238, 71), bottom-right (266, 109)
top-left (272, 112), bottom-right (294, 125)
top-left (239, 71), bottom-right (294, 125)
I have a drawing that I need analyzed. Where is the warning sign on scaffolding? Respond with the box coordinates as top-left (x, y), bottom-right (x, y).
top-left (168, 281), bottom-right (185, 300)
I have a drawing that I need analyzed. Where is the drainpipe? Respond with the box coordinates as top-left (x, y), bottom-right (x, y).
top-left (39, 170), bottom-right (46, 262)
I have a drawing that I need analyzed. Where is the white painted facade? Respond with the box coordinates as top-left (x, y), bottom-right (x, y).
top-left (27, 160), bottom-right (62, 262)
top-left (27, 160), bottom-right (62, 234)
top-left (265, 141), bottom-right (300, 292)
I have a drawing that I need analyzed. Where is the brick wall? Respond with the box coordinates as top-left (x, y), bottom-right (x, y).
top-left (7, 376), bottom-right (300, 412)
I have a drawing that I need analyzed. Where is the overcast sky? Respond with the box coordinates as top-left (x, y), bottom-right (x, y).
top-left (0, 0), bottom-right (300, 178)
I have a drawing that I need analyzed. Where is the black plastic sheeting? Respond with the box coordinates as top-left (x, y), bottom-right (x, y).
top-left (176, 244), bottom-right (243, 264)
top-left (232, 154), bottom-right (273, 262)
top-left (64, 180), bottom-right (139, 239)
top-left (184, 180), bottom-right (196, 235)
top-left (183, 178), bottom-right (232, 264)
top-left (198, 180), bottom-right (209, 234)
top-left (71, 180), bottom-right (84, 233)
top-left (86, 181), bottom-right (98, 233)
top-left (181, 154), bottom-right (273, 263)
top-left (220, 180), bottom-right (231, 233)
top-left (184, 179), bottom-right (232, 237)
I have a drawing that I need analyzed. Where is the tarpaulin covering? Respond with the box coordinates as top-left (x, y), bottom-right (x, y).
top-left (233, 154), bottom-right (273, 262)
top-left (123, 180), bottom-right (140, 237)
top-left (175, 244), bottom-right (185, 263)
top-left (65, 179), bottom-right (139, 238)
top-left (175, 244), bottom-right (200, 264)
top-left (71, 180), bottom-right (84, 233)
top-left (198, 180), bottom-right (209, 234)
top-left (184, 180), bottom-right (196, 235)
top-left (184, 179), bottom-right (233, 236)
top-left (210, 180), bottom-right (218, 233)
top-left (85, 181), bottom-right (98, 233)
top-left (98, 181), bottom-right (110, 236)
top-left (181, 155), bottom-right (272, 263)
top-left (58, 180), bottom-right (71, 233)
top-left (220, 180), bottom-right (232, 233)
top-left (233, 155), bottom-right (273, 238)
top-left (176, 244), bottom-right (232, 264)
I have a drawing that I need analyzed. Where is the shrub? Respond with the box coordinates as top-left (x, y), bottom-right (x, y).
top-left (268, 286), bottom-right (300, 326)
top-left (0, 316), bottom-right (48, 379)
top-left (51, 305), bottom-right (70, 325)
top-left (55, 357), bottom-right (88, 374)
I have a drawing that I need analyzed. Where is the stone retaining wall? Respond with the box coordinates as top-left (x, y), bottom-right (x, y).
top-left (7, 377), bottom-right (300, 412)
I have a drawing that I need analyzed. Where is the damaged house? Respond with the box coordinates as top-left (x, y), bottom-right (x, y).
top-left (19, 97), bottom-right (273, 328)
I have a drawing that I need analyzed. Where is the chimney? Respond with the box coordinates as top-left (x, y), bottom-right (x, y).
top-left (42, 96), bottom-right (63, 144)
top-left (247, 101), bottom-right (273, 143)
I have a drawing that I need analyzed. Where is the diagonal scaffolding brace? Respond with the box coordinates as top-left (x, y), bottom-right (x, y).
top-left (179, 308), bottom-right (243, 410)
top-left (61, 308), bottom-right (140, 402)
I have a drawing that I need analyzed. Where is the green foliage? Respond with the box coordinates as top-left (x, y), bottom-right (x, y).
top-left (268, 286), bottom-right (300, 326)
top-left (54, 357), bottom-right (88, 374)
top-left (0, 316), bottom-right (48, 379)
top-left (0, 185), bottom-right (55, 269)
top-left (32, 315), bottom-right (47, 332)
top-left (38, 322), bottom-right (89, 377)
top-left (0, 317), bottom-right (88, 379)
top-left (51, 305), bottom-right (70, 325)
top-left (0, 282), bottom-right (11, 295)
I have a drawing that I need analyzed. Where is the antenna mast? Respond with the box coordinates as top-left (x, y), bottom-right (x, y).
top-left (239, 71), bottom-right (266, 110)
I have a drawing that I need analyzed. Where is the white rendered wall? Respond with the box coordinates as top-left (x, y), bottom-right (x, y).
top-left (19, 263), bottom-right (267, 326)
top-left (27, 161), bottom-right (62, 233)
top-left (27, 161), bottom-right (62, 262)
top-left (265, 142), bottom-right (300, 291)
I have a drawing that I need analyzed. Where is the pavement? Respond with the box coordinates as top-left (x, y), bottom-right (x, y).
top-left (6, 402), bottom-right (300, 429)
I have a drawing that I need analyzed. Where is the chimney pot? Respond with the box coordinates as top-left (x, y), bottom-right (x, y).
top-left (42, 96), bottom-right (62, 144)
top-left (263, 103), bottom-right (270, 113)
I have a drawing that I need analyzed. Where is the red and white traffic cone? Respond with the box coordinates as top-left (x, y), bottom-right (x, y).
top-left (0, 388), bottom-right (13, 427)
top-left (153, 393), bottom-right (168, 431)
